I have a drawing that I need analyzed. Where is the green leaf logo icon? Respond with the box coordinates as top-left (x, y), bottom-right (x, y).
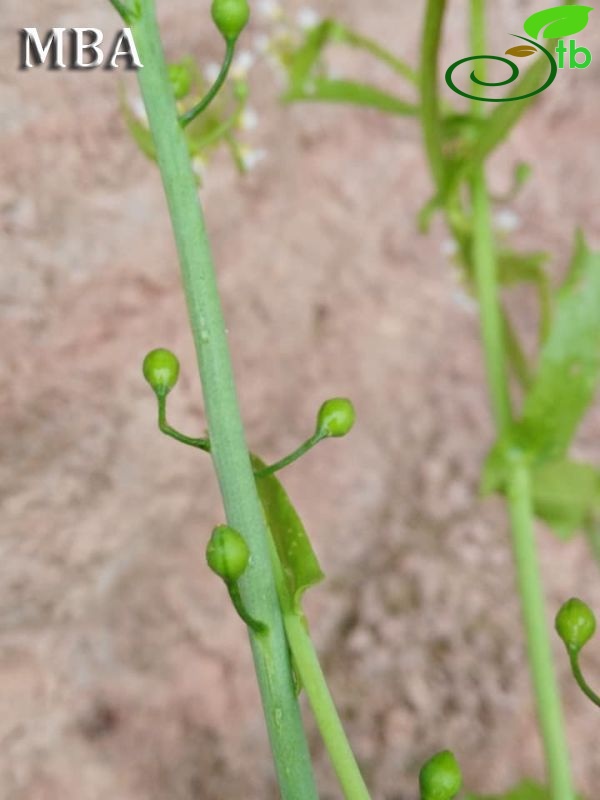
top-left (524, 5), bottom-right (593, 40)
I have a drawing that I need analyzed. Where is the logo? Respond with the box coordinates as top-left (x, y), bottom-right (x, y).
top-left (446, 5), bottom-right (593, 102)
top-left (19, 28), bottom-right (142, 70)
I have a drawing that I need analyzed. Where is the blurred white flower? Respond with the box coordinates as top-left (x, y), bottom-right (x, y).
top-left (440, 238), bottom-right (458, 258)
top-left (254, 33), bottom-right (271, 54)
top-left (192, 156), bottom-right (207, 180)
top-left (257, 0), bottom-right (283, 20)
top-left (231, 50), bottom-right (256, 79)
top-left (204, 61), bottom-right (221, 83)
top-left (240, 147), bottom-right (268, 171)
top-left (494, 208), bottom-right (521, 233)
top-left (239, 107), bottom-right (259, 131)
top-left (451, 288), bottom-right (477, 314)
top-left (130, 95), bottom-right (147, 122)
top-left (296, 7), bottom-right (321, 30)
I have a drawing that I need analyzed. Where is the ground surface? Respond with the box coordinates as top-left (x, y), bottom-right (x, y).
top-left (2, 1), bottom-right (600, 798)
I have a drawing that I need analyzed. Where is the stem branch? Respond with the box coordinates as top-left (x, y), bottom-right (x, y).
top-left (507, 463), bottom-right (575, 800)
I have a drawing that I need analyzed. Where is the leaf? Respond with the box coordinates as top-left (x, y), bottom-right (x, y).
top-left (505, 45), bottom-right (538, 57)
top-left (497, 250), bottom-right (549, 286)
top-left (464, 779), bottom-right (549, 799)
top-left (283, 18), bottom-right (417, 116)
top-left (283, 78), bottom-right (418, 116)
top-left (531, 459), bottom-right (600, 539)
top-left (513, 233), bottom-right (600, 460)
top-left (523, 5), bottom-right (593, 40)
top-left (465, 780), bottom-right (586, 800)
top-left (251, 455), bottom-right (324, 615)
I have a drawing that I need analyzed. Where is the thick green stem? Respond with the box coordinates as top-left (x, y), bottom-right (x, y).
top-left (130, 4), bottom-right (318, 798)
top-left (469, 8), bottom-right (573, 800)
top-left (420, 0), bottom-right (446, 192)
top-left (471, 167), bottom-right (512, 432)
top-left (507, 464), bottom-right (575, 800)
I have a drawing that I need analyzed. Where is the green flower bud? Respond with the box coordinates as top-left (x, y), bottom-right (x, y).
top-left (316, 398), bottom-right (356, 438)
top-left (419, 750), bottom-right (462, 800)
top-left (168, 62), bottom-right (192, 100)
top-left (555, 598), bottom-right (596, 654)
top-left (206, 525), bottom-right (250, 582)
top-left (142, 348), bottom-right (180, 396)
top-left (211, 0), bottom-right (250, 42)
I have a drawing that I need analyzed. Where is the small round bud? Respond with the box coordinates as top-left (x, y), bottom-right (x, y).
top-left (316, 398), bottom-right (356, 438)
top-left (143, 348), bottom-right (180, 396)
top-left (419, 750), bottom-right (462, 800)
top-left (555, 598), bottom-right (596, 654)
top-left (168, 62), bottom-right (192, 100)
top-left (211, 0), bottom-right (250, 42)
top-left (206, 525), bottom-right (250, 582)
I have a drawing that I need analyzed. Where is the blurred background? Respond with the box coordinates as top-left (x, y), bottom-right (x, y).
top-left (2, 1), bottom-right (600, 798)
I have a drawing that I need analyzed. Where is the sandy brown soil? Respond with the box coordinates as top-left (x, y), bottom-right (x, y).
top-left (2, 1), bottom-right (600, 798)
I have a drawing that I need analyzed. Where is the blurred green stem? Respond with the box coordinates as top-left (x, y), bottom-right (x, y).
top-left (469, 6), bottom-right (574, 800)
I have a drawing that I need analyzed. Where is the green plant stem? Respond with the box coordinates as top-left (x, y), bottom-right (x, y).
top-left (471, 167), bottom-right (512, 433)
top-left (339, 25), bottom-right (418, 85)
top-left (568, 651), bottom-right (600, 707)
top-left (507, 463), bottom-right (575, 800)
top-left (284, 613), bottom-right (371, 800)
top-left (255, 432), bottom-right (324, 478)
top-left (157, 393), bottom-right (210, 451)
top-left (420, 0), bottom-right (446, 191)
top-left (180, 39), bottom-right (235, 128)
top-left (130, 4), bottom-right (318, 798)
top-left (468, 9), bottom-right (574, 798)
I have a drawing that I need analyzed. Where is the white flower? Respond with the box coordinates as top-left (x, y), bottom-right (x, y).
top-left (130, 95), bottom-right (147, 122)
top-left (257, 0), bottom-right (283, 20)
top-left (451, 288), bottom-right (477, 314)
top-left (239, 107), bottom-right (259, 131)
top-left (494, 208), bottom-right (521, 233)
top-left (231, 50), bottom-right (255, 80)
top-left (240, 147), bottom-right (267, 171)
top-left (440, 238), bottom-right (458, 258)
top-left (204, 61), bottom-right (221, 84)
top-left (254, 34), bottom-right (271, 54)
top-left (192, 156), bottom-right (207, 180)
top-left (296, 7), bottom-right (321, 30)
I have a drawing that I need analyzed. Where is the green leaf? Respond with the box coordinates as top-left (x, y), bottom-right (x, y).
top-left (283, 78), bottom-right (418, 116)
top-left (497, 249), bottom-right (549, 286)
top-left (524, 6), bottom-right (593, 40)
top-left (531, 459), bottom-right (600, 539)
top-left (465, 779), bottom-right (549, 799)
top-left (466, 780), bottom-right (586, 800)
top-left (251, 455), bottom-right (325, 615)
top-left (514, 233), bottom-right (600, 459)
top-left (282, 18), bottom-right (417, 116)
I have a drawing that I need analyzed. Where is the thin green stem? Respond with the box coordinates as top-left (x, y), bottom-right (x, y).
top-left (129, 4), bottom-right (318, 798)
top-left (157, 393), bottom-right (210, 451)
top-left (507, 463), bottom-right (575, 800)
top-left (340, 26), bottom-right (418, 85)
top-left (420, 0), bottom-right (447, 192)
top-left (569, 651), bottom-right (600, 707)
top-left (109, 0), bottom-right (133, 23)
top-left (284, 613), bottom-right (371, 800)
top-left (254, 432), bottom-right (324, 478)
top-left (469, 0), bottom-right (486, 112)
top-left (180, 39), bottom-right (235, 128)
top-left (471, 167), bottom-right (512, 432)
